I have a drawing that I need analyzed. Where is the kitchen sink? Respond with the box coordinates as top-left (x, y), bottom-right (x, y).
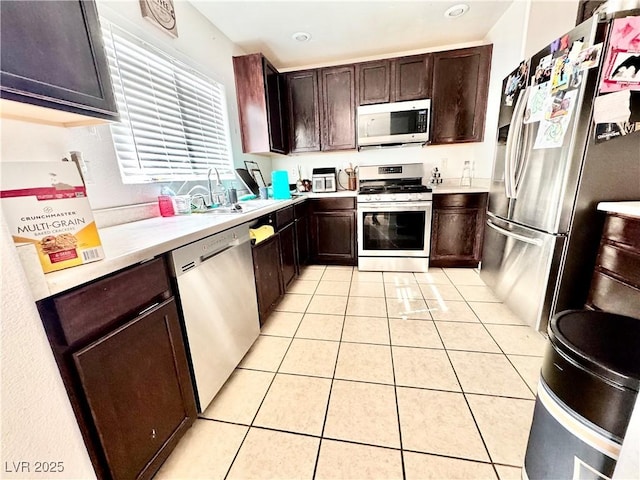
top-left (195, 199), bottom-right (277, 215)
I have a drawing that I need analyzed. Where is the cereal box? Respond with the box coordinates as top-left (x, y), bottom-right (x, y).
top-left (1, 161), bottom-right (104, 273)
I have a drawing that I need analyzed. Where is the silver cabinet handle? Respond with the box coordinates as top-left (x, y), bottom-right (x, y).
top-left (486, 219), bottom-right (543, 246)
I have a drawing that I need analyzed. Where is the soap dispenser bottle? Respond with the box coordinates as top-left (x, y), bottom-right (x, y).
top-left (460, 161), bottom-right (472, 187)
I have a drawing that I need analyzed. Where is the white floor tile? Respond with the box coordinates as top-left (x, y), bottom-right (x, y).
top-left (226, 428), bottom-right (319, 479)
top-left (404, 451), bottom-right (497, 480)
top-left (324, 380), bottom-right (400, 448)
top-left (155, 420), bottom-right (247, 480)
top-left (316, 440), bottom-right (403, 480)
top-left (467, 394), bottom-right (535, 466)
top-left (202, 369), bottom-right (274, 424)
top-left (253, 373), bottom-right (331, 435)
top-left (163, 267), bottom-right (549, 478)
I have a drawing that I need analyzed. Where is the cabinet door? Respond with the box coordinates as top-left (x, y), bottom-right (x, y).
top-left (320, 66), bottom-right (356, 151)
top-left (0, 0), bottom-right (118, 120)
top-left (357, 60), bottom-right (391, 105)
top-left (392, 54), bottom-right (432, 102)
top-left (310, 211), bottom-right (357, 265)
top-left (72, 298), bottom-right (196, 480)
top-left (430, 194), bottom-right (487, 268)
top-left (296, 215), bottom-right (310, 268)
top-left (234, 53), bottom-right (287, 154)
top-left (431, 45), bottom-right (492, 144)
top-left (252, 235), bottom-right (285, 324)
top-left (286, 70), bottom-right (320, 153)
top-left (263, 58), bottom-right (287, 153)
top-left (279, 222), bottom-right (297, 288)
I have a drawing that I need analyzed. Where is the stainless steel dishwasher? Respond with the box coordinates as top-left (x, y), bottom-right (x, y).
top-left (170, 223), bottom-right (259, 412)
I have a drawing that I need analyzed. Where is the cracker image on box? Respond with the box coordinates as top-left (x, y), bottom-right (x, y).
top-left (1, 161), bottom-right (104, 273)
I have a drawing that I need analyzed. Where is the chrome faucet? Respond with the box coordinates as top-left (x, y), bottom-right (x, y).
top-left (207, 168), bottom-right (226, 206)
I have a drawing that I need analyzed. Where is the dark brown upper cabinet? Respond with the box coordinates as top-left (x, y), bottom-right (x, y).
top-left (392, 54), bottom-right (433, 102)
top-left (357, 60), bottom-right (391, 105)
top-left (357, 55), bottom-right (432, 106)
top-left (430, 45), bottom-right (492, 144)
top-left (233, 53), bottom-right (288, 154)
top-left (320, 65), bottom-right (356, 151)
top-left (0, 0), bottom-right (118, 125)
top-left (286, 70), bottom-right (321, 153)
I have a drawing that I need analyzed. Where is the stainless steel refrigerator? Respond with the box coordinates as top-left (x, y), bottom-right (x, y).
top-left (480, 10), bottom-right (640, 332)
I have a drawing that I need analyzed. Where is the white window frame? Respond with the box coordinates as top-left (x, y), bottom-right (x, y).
top-left (102, 21), bottom-right (235, 184)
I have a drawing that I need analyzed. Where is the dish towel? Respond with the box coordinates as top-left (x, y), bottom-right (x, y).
top-left (249, 225), bottom-right (275, 245)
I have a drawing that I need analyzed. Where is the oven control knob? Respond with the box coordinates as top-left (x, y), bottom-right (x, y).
top-left (374, 195), bottom-right (381, 201)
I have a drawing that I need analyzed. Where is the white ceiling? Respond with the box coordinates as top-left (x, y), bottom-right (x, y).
top-left (191, 1), bottom-right (514, 70)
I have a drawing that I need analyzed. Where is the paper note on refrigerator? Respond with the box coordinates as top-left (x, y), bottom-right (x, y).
top-left (599, 16), bottom-right (640, 93)
top-left (524, 82), bottom-right (551, 124)
top-left (533, 90), bottom-right (577, 149)
top-left (593, 90), bottom-right (631, 124)
top-left (534, 116), bottom-right (572, 149)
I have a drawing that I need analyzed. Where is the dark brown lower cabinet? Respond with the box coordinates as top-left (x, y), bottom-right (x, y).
top-left (586, 212), bottom-right (640, 318)
top-left (252, 233), bottom-right (284, 325)
top-left (279, 222), bottom-right (297, 288)
top-left (296, 214), bottom-right (310, 267)
top-left (430, 193), bottom-right (487, 268)
top-left (36, 257), bottom-right (197, 480)
top-left (73, 299), bottom-right (195, 480)
top-left (309, 198), bottom-right (357, 265)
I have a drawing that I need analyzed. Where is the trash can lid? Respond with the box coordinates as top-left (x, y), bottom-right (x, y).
top-left (549, 310), bottom-right (640, 391)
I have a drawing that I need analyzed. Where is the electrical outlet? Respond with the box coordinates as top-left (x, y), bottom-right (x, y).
top-left (441, 157), bottom-right (448, 173)
top-left (291, 167), bottom-right (298, 180)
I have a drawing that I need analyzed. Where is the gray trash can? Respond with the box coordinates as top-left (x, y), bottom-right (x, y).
top-left (524, 310), bottom-right (640, 479)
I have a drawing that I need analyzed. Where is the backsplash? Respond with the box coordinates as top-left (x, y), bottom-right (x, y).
top-left (271, 141), bottom-right (492, 187)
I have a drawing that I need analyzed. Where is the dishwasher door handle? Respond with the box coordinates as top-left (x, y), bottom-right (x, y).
top-left (200, 242), bottom-right (239, 264)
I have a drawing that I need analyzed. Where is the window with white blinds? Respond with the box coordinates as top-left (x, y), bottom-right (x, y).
top-left (102, 22), bottom-right (234, 184)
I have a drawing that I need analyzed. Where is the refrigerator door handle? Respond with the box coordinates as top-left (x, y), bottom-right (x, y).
top-left (513, 88), bottom-right (532, 198)
top-left (486, 219), bottom-right (543, 246)
top-left (504, 87), bottom-right (528, 198)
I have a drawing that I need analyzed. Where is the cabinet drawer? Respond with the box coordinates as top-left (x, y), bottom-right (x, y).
top-left (597, 243), bottom-right (640, 288)
top-left (433, 192), bottom-right (486, 209)
top-left (294, 200), bottom-right (309, 219)
top-left (311, 197), bottom-right (355, 211)
top-left (602, 214), bottom-right (640, 252)
top-left (52, 258), bottom-right (170, 345)
top-left (587, 271), bottom-right (640, 319)
top-left (275, 205), bottom-right (294, 229)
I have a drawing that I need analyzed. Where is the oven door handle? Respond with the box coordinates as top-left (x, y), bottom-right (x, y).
top-left (357, 202), bottom-right (432, 212)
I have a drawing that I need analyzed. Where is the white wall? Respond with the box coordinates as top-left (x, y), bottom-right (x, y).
top-left (524, 0), bottom-right (579, 58)
top-left (0, 1), bottom-right (260, 477)
top-left (0, 123), bottom-right (96, 478)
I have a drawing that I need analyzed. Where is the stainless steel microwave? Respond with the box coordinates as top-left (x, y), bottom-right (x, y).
top-left (357, 99), bottom-right (430, 147)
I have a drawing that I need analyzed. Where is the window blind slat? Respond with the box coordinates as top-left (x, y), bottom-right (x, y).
top-left (103, 22), bottom-right (234, 185)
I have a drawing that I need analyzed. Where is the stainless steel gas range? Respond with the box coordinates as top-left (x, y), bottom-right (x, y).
top-left (357, 163), bottom-right (433, 272)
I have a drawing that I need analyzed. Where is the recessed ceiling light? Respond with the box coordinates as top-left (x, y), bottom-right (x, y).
top-left (292, 31), bottom-right (312, 42)
top-left (444, 4), bottom-right (469, 18)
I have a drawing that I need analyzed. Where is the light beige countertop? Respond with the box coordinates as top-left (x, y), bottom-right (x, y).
top-left (23, 196), bottom-right (307, 301)
top-left (429, 178), bottom-right (490, 194)
top-left (305, 190), bottom-right (358, 197)
top-left (597, 201), bottom-right (640, 218)
top-left (23, 186), bottom-right (490, 300)
top-left (431, 186), bottom-right (489, 194)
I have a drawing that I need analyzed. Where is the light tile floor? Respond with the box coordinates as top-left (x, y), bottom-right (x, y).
top-left (157, 266), bottom-right (548, 480)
